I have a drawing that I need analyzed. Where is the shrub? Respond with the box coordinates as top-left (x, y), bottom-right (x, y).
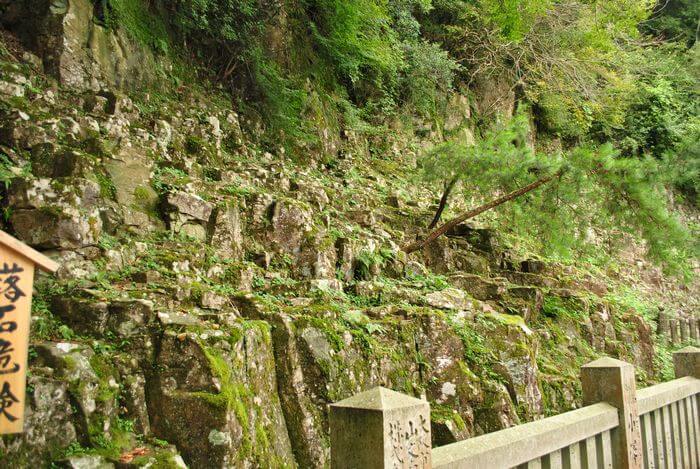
top-left (306, 0), bottom-right (404, 100)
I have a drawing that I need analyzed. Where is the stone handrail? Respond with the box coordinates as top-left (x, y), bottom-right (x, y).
top-left (431, 402), bottom-right (618, 468)
top-left (636, 376), bottom-right (700, 415)
top-left (330, 346), bottom-right (700, 469)
top-left (635, 351), bottom-right (700, 469)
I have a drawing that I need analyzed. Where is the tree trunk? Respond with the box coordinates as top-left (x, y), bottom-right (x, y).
top-left (428, 177), bottom-right (458, 229)
top-left (402, 169), bottom-right (563, 254)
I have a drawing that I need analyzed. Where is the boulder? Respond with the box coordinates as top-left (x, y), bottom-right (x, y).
top-left (269, 200), bottom-right (313, 255)
top-left (6, 0), bottom-right (160, 90)
top-left (503, 286), bottom-right (544, 322)
top-left (335, 237), bottom-right (360, 282)
top-left (59, 455), bottom-right (115, 468)
top-left (103, 147), bottom-right (160, 232)
top-left (10, 207), bottom-right (102, 249)
top-left (445, 223), bottom-right (495, 253)
top-left (51, 296), bottom-right (110, 336)
top-left (8, 177), bottom-right (103, 249)
top-left (33, 343), bottom-right (119, 446)
top-left (268, 311), bottom-right (420, 468)
top-left (209, 203), bottom-right (244, 259)
top-left (297, 236), bottom-right (337, 279)
top-left (449, 273), bottom-right (506, 301)
top-left (425, 288), bottom-right (474, 311)
top-left (147, 324), bottom-right (295, 468)
top-left (417, 315), bottom-right (481, 442)
top-left (0, 374), bottom-right (78, 466)
top-left (165, 191), bottom-right (214, 223)
top-left (478, 315), bottom-right (543, 421)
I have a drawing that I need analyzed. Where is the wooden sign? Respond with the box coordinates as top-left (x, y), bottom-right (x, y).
top-left (0, 230), bottom-right (58, 434)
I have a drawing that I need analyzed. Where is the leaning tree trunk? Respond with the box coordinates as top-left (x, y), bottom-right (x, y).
top-left (428, 177), bottom-right (458, 229)
top-left (403, 170), bottom-right (563, 254)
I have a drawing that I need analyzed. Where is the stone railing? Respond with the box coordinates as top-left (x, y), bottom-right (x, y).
top-left (657, 312), bottom-right (700, 345)
top-left (330, 346), bottom-right (700, 469)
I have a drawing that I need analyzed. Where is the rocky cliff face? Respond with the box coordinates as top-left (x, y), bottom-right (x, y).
top-left (0, 4), bottom-right (697, 468)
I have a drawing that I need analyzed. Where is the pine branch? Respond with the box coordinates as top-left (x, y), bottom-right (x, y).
top-left (403, 169), bottom-right (564, 254)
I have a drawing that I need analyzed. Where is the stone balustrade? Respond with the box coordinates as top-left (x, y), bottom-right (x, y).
top-left (330, 347), bottom-right (700, 469)
top-left (657, 311), bottom-right (700, 346)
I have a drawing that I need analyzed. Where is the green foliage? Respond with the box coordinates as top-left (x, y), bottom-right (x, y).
top-left (401, 40), bottom-right (460, 115)
top-left (109, 0), bottom-right (170, 53)
top-left (308, 0), bottom-right (404, 96)
top-left (613, 44), bottom-right (699, 159)
top-left (152, 165), bottom-right (190, 194)
top-left (663, 126), bottom-right (700, 204)
top-left (0, 153), bottom-right (16, 189)
top-left (166, 0), bottom-right (269, 54)
top-left (478, 0), bottom-right (551, 41)
top-left (389, 0), bottom-right (434, 40)
top-left (423, 110), bottom-right (696, 273)
top-left (422, 108), bottom-right (548, 188)
top-left (354, 249), bottom-right (387, 280)
top-left (247, 47), bottom-right (317, 148)
top-left (541, 296), bottom-right (585, 320)
top-left (643, 0), bottom-right (700, 47)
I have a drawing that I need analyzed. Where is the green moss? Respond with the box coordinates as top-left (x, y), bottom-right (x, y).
top-left (133, 185), bottom-right (152, 201)
top-left (108, 0), bottom-right (170, 54)
top-left (541, 295), bottom-right (587, 320)
top-left (431, 404), bottom-right (467, 432)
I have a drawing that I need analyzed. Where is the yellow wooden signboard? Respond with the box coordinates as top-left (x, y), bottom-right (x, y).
top-left (0, 230), bottom-right (58, 434)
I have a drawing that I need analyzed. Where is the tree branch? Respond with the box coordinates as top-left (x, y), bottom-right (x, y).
top-left (403, 169), bottom-right (564, 254)
top-left (428, 177), bottom-right (458, 229)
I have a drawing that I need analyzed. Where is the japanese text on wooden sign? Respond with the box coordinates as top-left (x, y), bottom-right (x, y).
top-left (0, 231), bottom-right (58, 434)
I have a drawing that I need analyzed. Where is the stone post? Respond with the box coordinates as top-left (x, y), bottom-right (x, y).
top-left (581, 358), bottom-right (642, 469)
top-left (669, 319), bottom-right (678, 345)
top-left (657, 311), bottom-right (670, 343)
top-left (330, 387), bottom-right (432, 469)
top-left (690, 318), bottom-right (698, 341)
top-left (673, 346), bottom-right (700, 378)
top-left (679, 318), bottom-right (689, 343)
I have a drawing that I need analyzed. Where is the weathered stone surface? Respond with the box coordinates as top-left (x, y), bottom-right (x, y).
top-left (0, 374), bottom-right (77, 466)
top-left (7, 0), bottom-right (159, 90)
top-left (503, 286), bottom-right (544, 322)
top-left (446, 224), bottom-right (495, 253)
top-left (165, 191), bottom-right (214, 223)
top-left (472, 381), bottom-right (519, 433)
top-left (444, 93), bottom-right (471, 131)
top-left (478, 315), bottom-right (543, 421)
top-left (449, 273), bottom-right (506, 301)
top-left (8, 177), bottom-right (103, 249)
top-left (269, 200), bottom-right (313, 255)
top-left (330, 387), bottom-right (431, 469)
top-left (425, 288), bottom-right (473, 311)
top-left (10, 207), bottom-right (102, 249)
top-left (336, 237), bottom-right (360, 282)
top-left (209, 203), bottom-right (244, 259)
top-left (51, 296), bottom-right (110, 336)
top-left (590, 305), bottom-right (617, 353)
top-left (416, 315), bottom-right (480, 443)
top-left (104, 147), bottom-right (160, 231)
top-left (59, 454), bottom-right (115, 469)
top-left (201, 291), bottom-right (228, 310)
top-left (424, 237), bottom-right (491, 275)
top-left (33, 343), bottom-right (119, 445)
top-left (147, 324), bottom-right (295, 468)
top-left (298, 236), bottom-right (337, 279)
top-left (268, 314), bottom-right (331, 468)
